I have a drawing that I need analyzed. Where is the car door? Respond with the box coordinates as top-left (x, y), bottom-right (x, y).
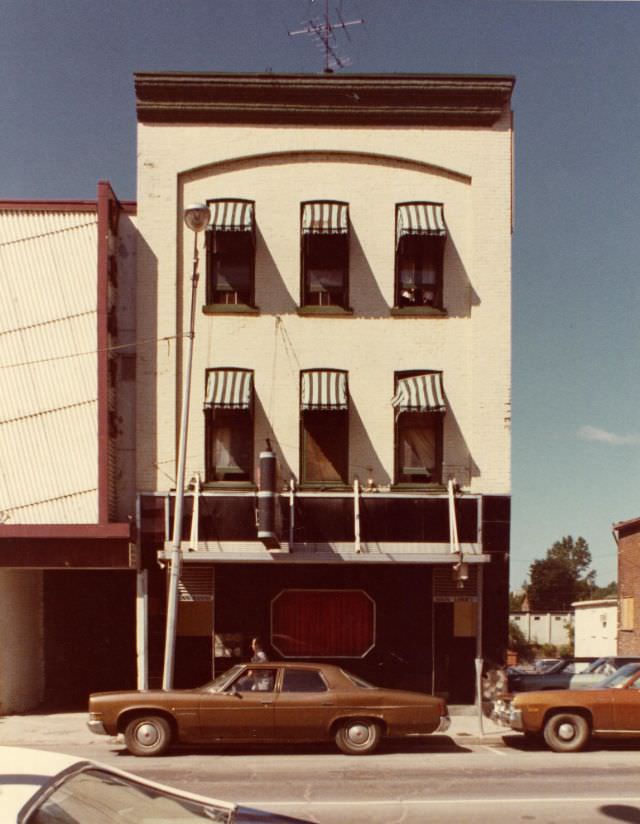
top-left (274, 668), bottom-right (336, 741)
top-left (198, 666), bottom-right (277, 742)
top-left (611, 675), bottom-right (640, 732)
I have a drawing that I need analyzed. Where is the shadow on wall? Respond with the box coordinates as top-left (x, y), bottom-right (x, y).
top-left (255, 227), bottom-right (298, 314)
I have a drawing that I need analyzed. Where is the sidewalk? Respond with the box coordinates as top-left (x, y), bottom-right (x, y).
top-left (0, 706), bottom-right (507, 749)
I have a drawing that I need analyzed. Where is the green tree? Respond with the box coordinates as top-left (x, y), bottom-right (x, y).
top-left (527, 535), bottom-right (596, 611)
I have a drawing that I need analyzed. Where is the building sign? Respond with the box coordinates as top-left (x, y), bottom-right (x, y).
top-left (271, 589), bottom-right (375, 658)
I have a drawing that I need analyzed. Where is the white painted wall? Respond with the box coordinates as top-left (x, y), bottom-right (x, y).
top-left (136, 111), bottom-right (512, 498)
top-left (573, 599), bottom-right (617, 657)
top-left (0, 569), bottom-right (44, 714)
top-left (511, 612), bottom-right (572, 647)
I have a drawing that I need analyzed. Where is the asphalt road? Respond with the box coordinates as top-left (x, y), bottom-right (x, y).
top-left (36, 734), bottom-right (640, 823)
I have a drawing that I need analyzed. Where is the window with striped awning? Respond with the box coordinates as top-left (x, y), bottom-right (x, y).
top-left (302, 201), bottom-right (349, 235)
top-left (301, 369), bottom-right (348, 410)
top-left (208, 199), bottom-right (255, 233)
top-left (396, 202), bottom-right (446, 245)
top-left (204, 369), bottom-right (253, 410)
top-left (392, 372), bottom-right (446, 412)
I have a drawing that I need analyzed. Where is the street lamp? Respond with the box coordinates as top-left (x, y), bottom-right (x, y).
top-left (162, 202), bottom-right (211, 690)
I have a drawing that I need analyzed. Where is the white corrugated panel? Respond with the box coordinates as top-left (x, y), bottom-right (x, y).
top-left (0, 210), bottom-right (99, 524)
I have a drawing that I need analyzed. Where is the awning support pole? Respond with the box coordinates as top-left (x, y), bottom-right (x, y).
top-left (354, 477), bottom-right (361, 553)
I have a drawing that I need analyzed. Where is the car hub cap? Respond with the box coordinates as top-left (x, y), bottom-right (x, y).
top-left (347, 724), bottom-right (370, 745)
top-left (558, 722), bottom-right (576, 741)
top-left (137, 723), bottom-right (159, 746)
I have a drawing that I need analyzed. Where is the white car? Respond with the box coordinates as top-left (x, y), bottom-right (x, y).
top-left (0, 745), bottom-right (306, 823)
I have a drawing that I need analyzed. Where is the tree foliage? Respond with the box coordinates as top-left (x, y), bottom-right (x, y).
top-left (527, 535), bottom-right (599, 611)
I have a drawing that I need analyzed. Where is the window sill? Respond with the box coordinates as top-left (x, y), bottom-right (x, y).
top-left (390, 483), bottom-right (447, 493)
top-left (202, 480), bottom-right (257, 490)
top-left (297, 306), bottom-right (354, 317)
top-left (202, 304), bottom-right (260, 315)
top-left (298, 483), bottom-right (353, 492)
top-left (390, 306), bottom-right (447, 318)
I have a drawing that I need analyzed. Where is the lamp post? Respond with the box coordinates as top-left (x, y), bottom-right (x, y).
top-left (162, 202), bottom-right (211, 690)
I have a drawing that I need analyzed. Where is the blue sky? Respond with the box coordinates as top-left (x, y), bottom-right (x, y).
top-left (2, 0), bottom-right (639, 588)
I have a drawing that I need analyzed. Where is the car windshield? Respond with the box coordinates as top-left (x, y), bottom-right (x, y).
top-left (27, 767), bottom-right (233, 823)
top-left (584, 657), bottom-right (609, 673)
top-left (597, 662), bottom-right (640, 689)
top-left (200, 665), bottom-right (245, 692)
top-left (341, 669), bottom-right (375, 688)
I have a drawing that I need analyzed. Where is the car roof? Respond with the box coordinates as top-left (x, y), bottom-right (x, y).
top-left (0, 746), bottom-right (82, 814)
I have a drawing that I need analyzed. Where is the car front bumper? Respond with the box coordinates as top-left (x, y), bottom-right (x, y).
top-left (508, 708), bottom-right (524, 731)
top-left (436, 714), bottom-right (451, 733)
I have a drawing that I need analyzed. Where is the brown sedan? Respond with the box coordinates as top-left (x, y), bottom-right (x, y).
top-left (88, 662), bottom-right (449, 757)
top-left (507, 662), bottom-right (640, 752)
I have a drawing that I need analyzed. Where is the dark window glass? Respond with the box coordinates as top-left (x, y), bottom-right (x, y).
top-left (205, 409), bottom-right (253, 482)
top-left (302, 234), bottom-right (348, 307)
top-left (396, 235), bottom-right (443, 308)
top-left (282, 669), bottom-right (328, 693)
top-left (396, 411), bottom-right (443, 484)
top-left (207, 230), bottom-right (254, 305)
top-left (302, 410), bottom-right (348, 484)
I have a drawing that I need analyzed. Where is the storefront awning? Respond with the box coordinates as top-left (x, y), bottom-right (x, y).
top-left (209, 200), bottom-right (254, 232)
top-left (301, 370), bottom-right (348, 410)
top-left (302, 202), bottom-right (349, 235)
top-left (205, 369), bottom-right (253, 409)
top-left (392, 372), bottom-right (446, 412)
top-left (396, 202), bottom-right (446, 244)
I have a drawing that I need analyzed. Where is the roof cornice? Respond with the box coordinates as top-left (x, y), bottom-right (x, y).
top-left (135, 72), bottom-right (515, 127)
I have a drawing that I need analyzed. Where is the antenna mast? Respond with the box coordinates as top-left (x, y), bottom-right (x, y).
top-left (289, 0), bottom-right (364, 74)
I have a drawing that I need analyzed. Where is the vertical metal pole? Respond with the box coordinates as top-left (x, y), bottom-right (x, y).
top-left (162, 230), bottom-right (200, 690)
top-left (136, 570), bottom-right (148, 690)
top-left (476, 563), bottom-right (484, 734)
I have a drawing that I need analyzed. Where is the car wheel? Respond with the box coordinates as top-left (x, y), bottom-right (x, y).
top-left (543, 712), bottom-right (590, 753)
top-left (335, 719), bottom-right (382, 755)
top-left (124, 715), bottom-right (172, 757)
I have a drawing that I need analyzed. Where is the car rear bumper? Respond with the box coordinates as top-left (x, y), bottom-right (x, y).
top-left (436, 715), bottom-right (451, 733)
top-left (87, 718), bottom-right (107, 736)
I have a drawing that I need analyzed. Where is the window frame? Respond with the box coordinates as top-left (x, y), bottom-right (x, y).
top-left (204, 368), bottom-right (254, 484)
top-left (299, 368), bottom-right (349, 488)
top-left (394, 202), bottom-right (445, 311)
top-left (393, 370), bottom-right (445, 486)
top-left (205, 198), bottom-right (256, 308)
top-left (300, 200), bottom-right (350, 309)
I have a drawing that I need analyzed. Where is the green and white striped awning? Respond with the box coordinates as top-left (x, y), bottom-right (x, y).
top-left (302, 202), bottom-right (349, 235)
top-left (209, 200), bottom-right (254, 232)
top-left (392, 373), bottom-right (446, 412)
top-left (301, 370), bottom-right (348, 410)
top-left (205, 369), bottom-right (253, 409)
top-left (396, 202), bottom-right (446, 244)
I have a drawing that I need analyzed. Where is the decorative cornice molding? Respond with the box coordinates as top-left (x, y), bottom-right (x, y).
top-left (135, 72), bottom-right (515, 127)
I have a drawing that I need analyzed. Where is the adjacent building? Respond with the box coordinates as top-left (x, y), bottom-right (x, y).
top-left (613, 516), bottom-right (640, 655)
top-left (0, 186), bottom-right (137, 712)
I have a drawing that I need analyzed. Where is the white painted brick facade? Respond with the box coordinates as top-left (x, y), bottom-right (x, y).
top-left (136, 109), bottom-right (512, 496)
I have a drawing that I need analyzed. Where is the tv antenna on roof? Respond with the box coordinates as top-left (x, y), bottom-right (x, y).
top-left (288, 0), bottom-right (364, 74)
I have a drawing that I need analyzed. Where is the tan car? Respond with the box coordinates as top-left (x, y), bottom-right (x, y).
top-left (507, 662), bottom-right (640, 752)
top-left (88, 662), bottom-right (450, 757)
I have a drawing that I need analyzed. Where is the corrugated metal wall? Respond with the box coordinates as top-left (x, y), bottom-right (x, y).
top-left (0, 210), bottom-right (99, 523)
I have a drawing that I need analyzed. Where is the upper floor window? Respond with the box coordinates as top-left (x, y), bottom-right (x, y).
top-left (204, 368), bottom-right (254, 482)
top-left (205, 200), bottom-right (255, 307)
top-left (300, 369), bottom-right (349, 485)
top-left (392, 371), bottom-right (446, 484)
top-left (301, 201), bottom-right (349, 308)
top-left (395, 203), bottom-right (446, 310)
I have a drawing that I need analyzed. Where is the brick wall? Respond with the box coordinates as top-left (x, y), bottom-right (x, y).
top-left (617, 520), bottom-right (640, 654)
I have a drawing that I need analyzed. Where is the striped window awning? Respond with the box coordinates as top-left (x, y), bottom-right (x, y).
top-left (209, 200), bottom-right (254, 232)
top-left (392, 373), bottom-right (446, 412)
top-left (301, 370), bottom-right (348, 410)
top-left (205, 369), bottom-right (253, 410)
top-left (396, 202), bottom-right (446, 244)
top-left (302, 202), bottom-right (349, 235)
